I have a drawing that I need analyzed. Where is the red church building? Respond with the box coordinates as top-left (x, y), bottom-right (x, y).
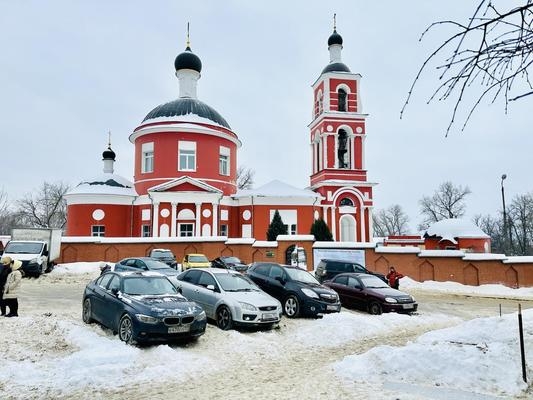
top-left (64, 24), bottom-right (376, 242)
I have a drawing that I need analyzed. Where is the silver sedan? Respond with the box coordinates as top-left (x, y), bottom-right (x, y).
top-left (176, 268), bottom-right (282, 330)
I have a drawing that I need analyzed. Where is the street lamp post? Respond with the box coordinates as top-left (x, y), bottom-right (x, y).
top-left (501, 174), bottom-right (512, 254)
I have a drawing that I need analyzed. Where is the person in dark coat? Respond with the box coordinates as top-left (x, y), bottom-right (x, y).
top-left (0, 256), bottom-right (13, 316)
top-left (386, 266), bottom-right (404, 290)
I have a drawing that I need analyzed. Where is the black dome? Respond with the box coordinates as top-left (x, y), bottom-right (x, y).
top-left (143, 98), bottom-right (231, 129)
top-left (174, 46), bottom-right (202, 73)
top-left (322, 62), bottom-right (351, 74)
top-left (328, 30), bottom-right (343, 46)
top-left (102, 146), bottom-right (116, 160)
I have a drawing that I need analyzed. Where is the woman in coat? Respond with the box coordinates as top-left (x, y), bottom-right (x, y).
top-left (3, 258), bottom-right (23, 317)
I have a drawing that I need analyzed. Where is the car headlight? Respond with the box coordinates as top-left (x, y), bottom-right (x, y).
top-left (410, 295), bottom-right (416, 302)
top-left (195, 310), bottom-right (206, 321)
top-left (239, 302), bottom-right (257, 311)
top-left (135, 314), bottom-right (159, 324)
top-left (384, 297), bottom-right (398, 303)
top-left (29, 257), bottom-right (41, 265)
top-left (301, 288), bottom-right (319, 299)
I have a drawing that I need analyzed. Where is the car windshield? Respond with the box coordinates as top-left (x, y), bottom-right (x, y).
top-left (123, 277), bottom-right (178, 295)
top-left (285, 268), bottom-right (319, 284)
top-left (144, 259), bottom-right (172, 270)
top-left (189, 255), bottom-right (209, 262)
top-left (152, 250), bottom-right (174, 258)
top-left (360, 275), bottom-right (389, 289)
top-left (222, 256), bottom-right (241, 264)
top-left (4, 241), bottom-right (44, 254)
top-left (216, 273), bottom-right (259, 292)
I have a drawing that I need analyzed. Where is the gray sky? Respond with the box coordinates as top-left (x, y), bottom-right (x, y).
top-left (1, 1), bottom-right (530, 232)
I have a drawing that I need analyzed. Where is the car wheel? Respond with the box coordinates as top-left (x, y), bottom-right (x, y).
top-left (368, 301), bottom-right (382, 315)
top-left (283, 295), bottom-right (300, 318)
top-left (118, 315), bottom-right (135, 344)
top-left (82, 298), bottom-right (93, 324)
top-left (216, 306), bottom-right (233, 330)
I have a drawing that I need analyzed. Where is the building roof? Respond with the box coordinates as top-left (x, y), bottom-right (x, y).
top-left (142, 98), bottom-right (231, 129)
top-left (67, 173), bottom-right (137, 196)
top-left (235, 179), bottom-right (321, 198)
top-left (424, 218), bottom-right (490, 244)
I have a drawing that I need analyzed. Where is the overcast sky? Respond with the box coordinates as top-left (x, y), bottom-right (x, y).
top-left (1, 1), bottom-right (531, 232)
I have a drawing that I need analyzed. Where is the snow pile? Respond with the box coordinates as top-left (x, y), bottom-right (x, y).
top-left (334, 310), bottom-right (532, 397)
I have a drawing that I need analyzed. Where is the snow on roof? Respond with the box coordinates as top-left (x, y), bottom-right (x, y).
top-left (235, 180), bottom-right (321, 198)
top-left (375, 246), bottom-right (421, 254)
top-left (424, 218), bottom-right (489, 243)
top-left (313, 241), bottom-right (376, 249)
top-left (503, 256), bottom-right (533, 264)
top-left (61, 236), bottom-right (227, 244)
top-left (252, 241), bottom-right (278, 247)
top-left (419, 249), bottom-right (465, 258)
top-left (139, 113), bottom-right (229, 129)
top-left (224, 238), bottom-right (256, 245)
top-left (276, 234), bottom-right (315, 241)
top-left (462, 253), bottom-right (507, 261)
top-left (66, 173), bottom-right (137, 196)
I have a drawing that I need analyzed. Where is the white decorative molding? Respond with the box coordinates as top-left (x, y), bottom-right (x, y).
top-left (92, 209), bottom-right (105, 221)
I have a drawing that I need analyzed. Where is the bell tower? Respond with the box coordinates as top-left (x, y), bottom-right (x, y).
top-left (309, 17), bottom-right (375, 242)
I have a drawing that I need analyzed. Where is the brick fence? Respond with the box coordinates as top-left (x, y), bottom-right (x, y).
top-left (59, 236), bottom-right (533, 288)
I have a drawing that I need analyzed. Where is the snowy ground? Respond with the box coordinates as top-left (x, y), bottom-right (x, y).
top-left (0, 262), bottom-right (532, 400)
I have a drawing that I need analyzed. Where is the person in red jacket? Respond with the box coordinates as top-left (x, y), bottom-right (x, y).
top-left (386, 266), bottom-right (404, 290)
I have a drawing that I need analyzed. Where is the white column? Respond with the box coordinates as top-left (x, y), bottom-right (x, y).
top-left (195, 203), bottom-right (201, 236)
top-left (349, 135), bottom-right (355, 170)
top-left (152, 202), bottom-right (160, 238)
top-left (323, 134), bottom-right (328, 169)
top-left (212, 203), bottom-right (218, 236)
top-left (368, 206), bottom-right (374, 241)
top-left (331, 206), bottom-right (337, 241)
top-left (323, 206), bottom-right (329, 225)
top-left (310, 143), bottom-right (315, 174)
top-left (360, 206), bottom-right (366, 242)
top-left (361, 135), bottom-right (366, 169)
top-left (171, 202), bottom-right (177, 237)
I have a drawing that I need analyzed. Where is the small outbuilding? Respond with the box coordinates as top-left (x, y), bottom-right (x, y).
top-left (423, 218), bottom-right (491, 253)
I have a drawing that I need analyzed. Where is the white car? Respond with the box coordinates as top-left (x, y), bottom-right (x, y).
top-left (176, 268), bottom-right (282, 330)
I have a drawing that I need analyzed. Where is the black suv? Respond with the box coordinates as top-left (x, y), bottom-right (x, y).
top-left (315, 259), bottom-right (387, 284)
top-left (149, 249), bottom-right (178, 269)
top-left (246, 262), bottom-right (341, 318)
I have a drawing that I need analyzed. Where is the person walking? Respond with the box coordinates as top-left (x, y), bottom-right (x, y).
top-left (0, 256), bottom-right (13, 316)
top-left (386, 266), bottom-right (404, 290)
top-left (3, 257), bottom-right (23, 317)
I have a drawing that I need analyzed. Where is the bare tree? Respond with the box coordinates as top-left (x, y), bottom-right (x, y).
top-left (372, 205), bottom-right (410, 237)
top-left (473, 213), bottom-right (505, 253)
top-left (402, 1), bottom-right (533, 135)
top-left (236, 166), bottom-right (255, 190)
top-left (0, 187), bottom-right (17, 235)
top-left (418, 181), bottom-right (471, 229)
top-left (16, 181), bottom-right (70, 229)
top-left (508, 193), bottom-right (533, 255)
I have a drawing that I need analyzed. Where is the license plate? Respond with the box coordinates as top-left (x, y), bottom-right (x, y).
top-left (168, 325), bottom-right (190, 333)
top-left (403, 304), bottom-right (414, 309)
top-left (327, 305), bottom-right (339, 311)
top-left (262, 313), bottom-right (277, 321)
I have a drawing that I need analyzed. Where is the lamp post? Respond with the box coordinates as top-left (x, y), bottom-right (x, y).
top-left (500, 174), bottom-right (511, 254)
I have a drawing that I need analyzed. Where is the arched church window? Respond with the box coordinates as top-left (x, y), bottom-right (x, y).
top-left (338, 89), bottom-right (347, 112)
top-left (337, 129), bottom-right (348, 168)
top-left (339, 197), bottom-right (353, 206)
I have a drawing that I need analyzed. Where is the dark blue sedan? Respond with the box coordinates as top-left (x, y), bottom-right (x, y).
top-left (82, 271), bottom-right (207, 344)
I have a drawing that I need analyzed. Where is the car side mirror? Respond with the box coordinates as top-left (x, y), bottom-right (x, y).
top-left (275, 276), bottom-right (285, 285)
top-left (206, 284), bottom-right (215, 291)
top-left (111, 288), bottom-right (120, 296)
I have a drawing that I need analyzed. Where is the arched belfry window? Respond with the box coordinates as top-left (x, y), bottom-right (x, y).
top-left (339, 197), bottom-right (353, 206)
top-left (338, 89), bottom-right (347, 112)
top-left (337, 129), bottom-right (348, 168)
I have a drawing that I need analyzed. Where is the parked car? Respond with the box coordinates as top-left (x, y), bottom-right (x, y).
top-left (211, 256), bottom-right (248, 272)
top-left (246, 262), bottom-right (341, 318)
top-left (314, 259), bottom-right (387, 284)
top-left (176, 268), bottom-right (282, 330)
top-left (82, 271), bottom-right (207, 344)
top-left (112, 257), bottom-right (181, 285)
top-left (149, 248), bottom-right (178, 269)
top-left (322, 272), bottom-right (417, 315)
top-left (182, 253), bottom-right (211, 270)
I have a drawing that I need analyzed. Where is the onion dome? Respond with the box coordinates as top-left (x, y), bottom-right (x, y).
top-left (322, 62), bottom-right (351, 74)
top-left (102, 146), bottom-right (116, 161)
top-left (174, 46), bottom-right (202, 73)
top-left (328, 29), bottom-right (343, 46)
top-left (143, 98), bottom-right (231, 129)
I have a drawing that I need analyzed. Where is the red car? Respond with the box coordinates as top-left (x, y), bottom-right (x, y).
top-left (323, 273), bottom-right (417, 315)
